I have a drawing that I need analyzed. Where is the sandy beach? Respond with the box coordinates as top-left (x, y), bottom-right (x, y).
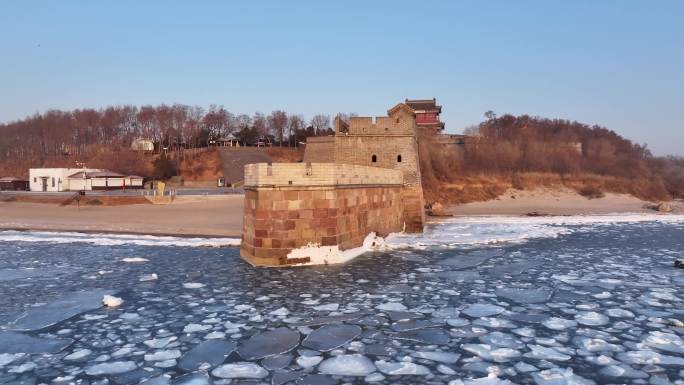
top-left (0, 195), bottom-right (244, 237)
top-left (443, 187), bottom-right (679, 216)
top-left (1, 189), bottom-right (680, 237)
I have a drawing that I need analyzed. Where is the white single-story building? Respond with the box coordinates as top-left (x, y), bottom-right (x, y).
top-left (29, 168), bottom-right (144, 192)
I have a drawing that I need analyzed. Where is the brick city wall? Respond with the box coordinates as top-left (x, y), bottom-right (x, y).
top-left (241, 163), bottom-right (404, 267)
top-left (302, 103), bottom-right (426, 233)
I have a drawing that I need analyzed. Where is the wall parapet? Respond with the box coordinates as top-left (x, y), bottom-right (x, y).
top-left (244, 163), bottom-right (403, 188)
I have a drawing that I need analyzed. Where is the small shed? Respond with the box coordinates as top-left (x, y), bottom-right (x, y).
top-left (210, 135), bottom-right (240, 147)
top-left (0, 177), bottom-right (29, 191)
top-left (131, 138), bottom-right (155, 152)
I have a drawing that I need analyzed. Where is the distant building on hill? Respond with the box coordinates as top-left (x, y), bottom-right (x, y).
top-left (28, 168), bottom-right (144, 192)
top-left (210, 135), bottom-right (240, 147)
top-left (131, 138), bottom-right (155, 152)
top-left (0, 177), bottom-right (29, 191)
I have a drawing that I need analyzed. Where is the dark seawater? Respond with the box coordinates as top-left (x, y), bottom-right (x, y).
top-left (0, 217), bottom-right (683, 385)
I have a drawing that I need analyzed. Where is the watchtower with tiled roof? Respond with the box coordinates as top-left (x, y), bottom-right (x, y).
top-left (404, 98), bottom-right (444, 133)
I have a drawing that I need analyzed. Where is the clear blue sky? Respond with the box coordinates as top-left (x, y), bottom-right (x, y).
top-left (1, 1), bottom-right (682, 155)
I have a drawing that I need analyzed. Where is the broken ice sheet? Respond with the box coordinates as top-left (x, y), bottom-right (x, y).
top-left (5, 289), bottom-right (116, 331)
top-left (237, 327), bottom-right (300, 360)
top-left (463, 303), bottom-right (506, 318)
top-left (0, 331), bottom-right (73, 354)
top-left (495, 287), bottom-right (553, 304)
top-left (178, 340), bottom-right (236, 372)
top-left (317, 354), bottom-right (376, 376)
top-left (301, 324), bottom-right (362, 351)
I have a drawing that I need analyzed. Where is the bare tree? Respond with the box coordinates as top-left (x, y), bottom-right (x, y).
top-left (252, 112), bottom-right (267, 136)
top-left (310, 114), bottom-right (330, 134)
top-left (203, 105), bottom-right (232, 141)
top-left (287, 114), bottom-right (305, 147)
top-left (268, 110), bottom-right (288, 146)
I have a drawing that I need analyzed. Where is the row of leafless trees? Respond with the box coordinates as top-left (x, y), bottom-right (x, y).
top-left (421, 113), bottom-right (684, 199)
top-left (0, 104), bottom-right (342, 165)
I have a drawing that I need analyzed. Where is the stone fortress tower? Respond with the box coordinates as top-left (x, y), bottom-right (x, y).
top-left (304, 99), bottom-right (443, 232)
top-left (241, 99), bottom-right (442, 266)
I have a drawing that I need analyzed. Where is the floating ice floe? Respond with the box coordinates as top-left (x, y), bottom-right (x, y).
top-left (473, 317), bottom-right (517, 329)
top-left (542, 317), bottom-right (577, 330)
top-left (302, 324), bottom-right (362, 351)
top-left (5, 289), bottom-right (116, 331)
top-left (182, 282), bottom-right (205, 289)
top-left (0, 353), bottom-right (23, 367)
top-left (606, 308), bottom-right (635, 318)
top-left (574, 311), bottom-right (609, 326)
top-left (437, 270), bottom-right (481, 282)
top-left (531, 368), bottom-right (595, 385)
top-left (375, 360), bottom-right (431, 375)
top-left (85, 361), bottom-right (137, 375)
top-left (318, 354), bottom-right (376, 376)
top-left (495, 287), bottom-right (553, 304)
top-left (616, 350), bottom-right (684, 366)
top-left (479, 332), bottom-right (525, 349)
top-left (514, 361), bottom-right (537, 373)
top-left (573, 337), bottom-right (622, 353)
top-left (394, 329), bottom-right (450, 345)
top-left (237, 328), bottom-right (300, 360)
top-left (438, 253), bottom-right (496, 269)
top-left (453, 373), bottom-right (514, 385)
top-left (524, 344), bottom-right (573, 361)
top-left (644, 331), bottom-right (684, 354)
top-left (140, 273), bottom-right (158, 282)
top-left (0, 331), bottom-right (73, 354)
top-left (144, 349), bottom-right (181, 361)
top-left (376, 302), bottom-right (408, 312)
top-left (365, 372), bottom-right (386, 382)
top-left (166, 373), bottom-right (207, 385)
top-left (211, 362), bottom-right (269, 379)
top-left (122, 257), bottom-right (149, 263)
top-left (412, 350), bottom-right (460, 364)
top-left (491, 260), bottom-right (545, 276)
top-left (599, 364), bottom-right (649, 379)
top-left (262, 353), bottom-right (293, 370)
top-left (183, 323), bottom-right (211, 333)
top-left (0, 267), bottom-right (69, 282)
top-left (64, 348), bottom-right (92, 360)
top-left (297, 355), bottom-right (323, 368)
top-left (144, 336), bottom-right (177, 349)
top-left (392, 319), bottom-right (437, 331)
top-left (462, 344), bottom-right (521, 362)
top-left (463, 304), bottom-right (506, 318)
top-left (102, 294), bottom-right (123, 307)
top-left (313, 303), bottom-right (339, 311)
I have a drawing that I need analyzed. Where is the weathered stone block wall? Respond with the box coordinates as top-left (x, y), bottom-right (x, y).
top-left (302, 137), bottom-right (335, 163)
top-left (241, 164), bottom-right (405, 266)
top-left (347, 107), bottom-right (415, 135)
top-left (300, 102), bottom-right (426, 233)
top-left (333, 136), bottom-right (421, 186)
top-left (244, 163), bottom-right (403, 187)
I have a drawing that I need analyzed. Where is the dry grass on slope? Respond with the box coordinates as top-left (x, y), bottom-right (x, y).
top-left (423, 172), bottom-right (671, 205)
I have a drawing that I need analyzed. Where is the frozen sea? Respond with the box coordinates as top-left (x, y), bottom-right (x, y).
top-left (0, 214), bottom-right (683, 385)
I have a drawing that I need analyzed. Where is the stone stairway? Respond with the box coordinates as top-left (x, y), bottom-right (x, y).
top-left (217, 148), bottom-right (273, 186)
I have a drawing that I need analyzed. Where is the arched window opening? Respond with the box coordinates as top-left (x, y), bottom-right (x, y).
top-left (397, 155), bottom-right (402, 163)
top-left (371, 154), bottom-right (377, 163)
